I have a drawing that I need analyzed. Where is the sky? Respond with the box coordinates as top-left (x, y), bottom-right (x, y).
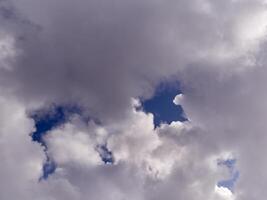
top-left (1, 0), bottom-right (267, 199)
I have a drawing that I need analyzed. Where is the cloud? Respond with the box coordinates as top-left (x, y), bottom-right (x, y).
top-left (215, 186), bottom-right (235, 200)
top-left (45, 121), bottom-right (102, 166)
top-left (0, 0), bottom-right (267, 199)
top-left (0, 0), bottom-right (265, 119)
top-left (0, 90), bottom-right (234, 200)
top-left (41, 105), bottom-right (232, 200)
top-left (173, 94), bottom-right (184, 105)
top-left (0, 92), bottom-right (44, 200)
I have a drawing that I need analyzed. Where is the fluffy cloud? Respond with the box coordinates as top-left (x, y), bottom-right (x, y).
top-left (0, 90), bottom-right (234, 200)
top-left (42, 105), bottom-right (233, 200)
top-left (45, 122), bottom-right (102, 166)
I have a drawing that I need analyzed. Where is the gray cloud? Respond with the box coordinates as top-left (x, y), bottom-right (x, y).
top-left (2, 0), bottom-right (260, 121)
top-left (0, 0), bottom-right (267, 199)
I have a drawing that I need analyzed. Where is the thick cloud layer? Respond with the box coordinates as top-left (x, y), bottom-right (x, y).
top-left (0, 0), bottom-right (267, 199)
top-left (1, 0), bottom-right (265, 120)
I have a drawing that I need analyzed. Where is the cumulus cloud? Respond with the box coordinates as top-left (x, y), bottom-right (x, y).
top-left (0, 92), bottom-right (236, 200)
top-left (42, 105), bottom-right (233, 200)
top-left (0, 0), bottom-right (267, 199)
top-left (45, 122), bottom-right (102, 166)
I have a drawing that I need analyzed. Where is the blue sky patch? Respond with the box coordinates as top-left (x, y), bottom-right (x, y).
top-left (30, 104), bottom-right (114, 179)
top-left (141, 82), bottom-right (187, 127)
top-left (31, 106), bottom-right (69, 147)
top-left (30, 105), bottom-right (80, 180)
top-left (96, 144), bottom-right (114, 164)
top-left (42, 157), bottom-right (57, 180)
top-left (217, 159), bottom-right (239, 192)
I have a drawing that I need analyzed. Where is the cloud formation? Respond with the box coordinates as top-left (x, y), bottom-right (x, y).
top-left (0, 0), bottom-right (267, 199)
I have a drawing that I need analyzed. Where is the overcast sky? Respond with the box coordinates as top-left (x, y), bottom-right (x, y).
top-left (1, 0), bottom-right (267, 199)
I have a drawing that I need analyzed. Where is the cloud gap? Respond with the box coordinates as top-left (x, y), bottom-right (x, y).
top-left (30, 104), bottom-right (81, 180)
top-left (141, 81), bottom-right (187, 127)
top-left (217, 158), bottom-right (239, 192)
top-left (96, 144), bottom-right (114, 164)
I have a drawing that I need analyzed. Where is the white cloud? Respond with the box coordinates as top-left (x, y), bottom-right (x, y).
top-left (215, 186), bottom-right (235, 200)
top-left (45, 122), bottom-right (102, 167)
top-left (173, 94), bottom-right (184, 106)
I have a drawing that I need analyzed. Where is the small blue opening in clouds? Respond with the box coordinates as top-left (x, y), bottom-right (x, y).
top-left (30, 104), bottom-right (114, 179)
top-left (31, 106), bottom-right (67, 147)
top-left (30, 105), bottom-right (80, 180)
top-left (141, 81), bottom-right (187, 127)
top-left (217, 159), bottom-right (239, 192)
top-left (42, 157), bottom-right (57, 180)
top-left (96, 144), bottom-right (114, 164)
